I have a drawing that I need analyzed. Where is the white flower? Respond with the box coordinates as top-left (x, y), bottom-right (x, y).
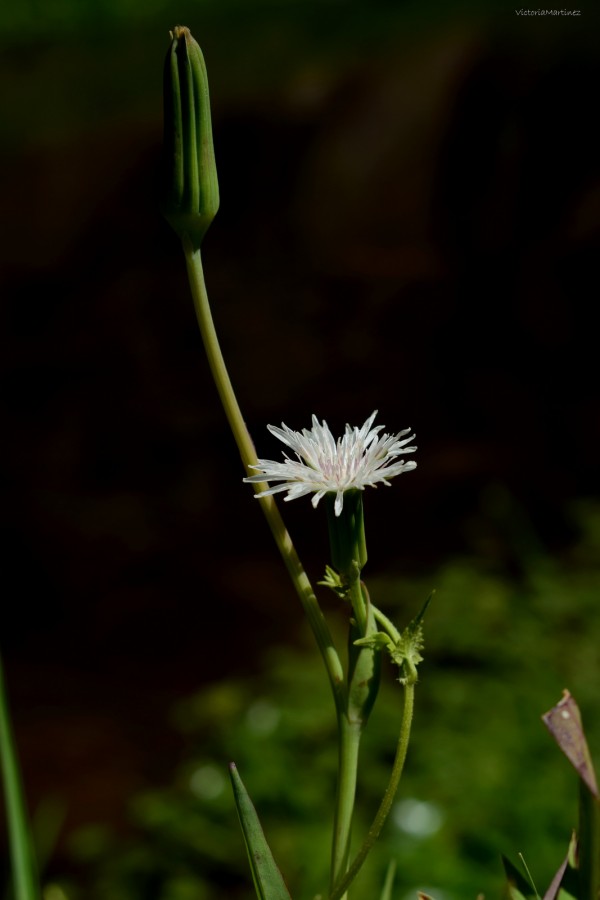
top-left (244, 411), bottom-right (416, 516)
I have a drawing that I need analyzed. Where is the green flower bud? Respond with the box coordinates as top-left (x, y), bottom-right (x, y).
top-left (160, 26), bottom-right (219, 250)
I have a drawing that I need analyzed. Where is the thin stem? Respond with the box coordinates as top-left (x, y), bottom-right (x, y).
top-left (0, 654), bottom-right (41, 900)
top-left (329, 579), bottom-right (375, 897)
top-left (330, 714), bottom-right (362, 900)
top-left (372, 605), bottom-right (401, 643)
top-left (329, 682), bottom-right (415, 900)
top-left (182, 244), bottom-right (345, 709)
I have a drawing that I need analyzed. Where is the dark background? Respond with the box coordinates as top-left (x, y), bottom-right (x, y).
top-left (1, 0), bottom-right (599, 886)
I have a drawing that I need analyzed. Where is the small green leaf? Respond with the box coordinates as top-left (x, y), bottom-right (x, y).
top-left (318, 566), bottom-right (348, 599)
top-left (229, 763), bottom-right (292, 900)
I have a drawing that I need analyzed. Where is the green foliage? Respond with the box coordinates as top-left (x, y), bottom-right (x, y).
top-left (229, 764), bottom-right (292, 900)
top-left (55, 500), bottom-right (600, 900)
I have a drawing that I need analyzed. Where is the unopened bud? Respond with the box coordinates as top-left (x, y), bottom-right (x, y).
top-left (160, 26), bottom-right (219, 249)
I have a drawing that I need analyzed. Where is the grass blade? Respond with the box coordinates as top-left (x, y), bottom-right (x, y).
top-left (0, 653), bottom-right (41, 900)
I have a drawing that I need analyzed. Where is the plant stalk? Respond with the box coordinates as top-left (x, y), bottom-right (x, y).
top-left (330, 713), bottom-right (362, 900)
top-left (182, 243), bottom-right (345, 710)
top-left (329, 682), bottom-right (415, 900)
top-left (329, 573), bottom-right (374, 896)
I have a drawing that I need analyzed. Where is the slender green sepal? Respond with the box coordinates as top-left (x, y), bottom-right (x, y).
top-left (161, 26), bottom-right (219, 250)
top-left (229, 763), bottom-right (292, 900)
top-left (379, 860), bottom-right (397, 900)
top-left (0, 654), bottom-right (41, 900)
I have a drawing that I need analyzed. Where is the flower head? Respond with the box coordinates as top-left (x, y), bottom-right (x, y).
top-left (244, 411), bottom-right (416, 516)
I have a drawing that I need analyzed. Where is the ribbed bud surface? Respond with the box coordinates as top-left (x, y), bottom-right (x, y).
top-left (161, 26), bottom-right (219, 249)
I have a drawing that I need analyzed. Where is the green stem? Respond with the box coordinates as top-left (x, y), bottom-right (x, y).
top-left (182, 243), bottom-right (345, 710)
top-left (330, 579), bottom-right (377, 898)
top-left (329, 682), bottom-right (415, 900)
top-left (0, 654), bottom-right (41, 900)
top-left (372, 605), bottom-right (401, 642)
top-left (330, 714), bottom-right (362, 899)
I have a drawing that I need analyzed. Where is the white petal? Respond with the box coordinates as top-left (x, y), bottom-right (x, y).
top-left (244, 412), bottom-right (416, 511)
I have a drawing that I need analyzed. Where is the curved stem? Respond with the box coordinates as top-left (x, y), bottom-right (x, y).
top-left (183, 244), bottom-right (345, 710)
top-left (329, 682), bottom-right (415, 900)
top-left (372, 605), bottom-right (401, 643)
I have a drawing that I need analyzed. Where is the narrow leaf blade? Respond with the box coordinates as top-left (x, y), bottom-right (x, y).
top-left (229, 763), bottom-right (292, 900)
top-left (0, 653), bottom-right (41, 900)
top-left (379, 860), bottom-right (396, 900)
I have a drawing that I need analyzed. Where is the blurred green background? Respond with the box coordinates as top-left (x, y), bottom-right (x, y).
top-left (1, 0), bottom-right (599, 898)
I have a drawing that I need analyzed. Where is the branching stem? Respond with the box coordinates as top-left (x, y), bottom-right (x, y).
top-left (329, 682), bottom-right (415, 900)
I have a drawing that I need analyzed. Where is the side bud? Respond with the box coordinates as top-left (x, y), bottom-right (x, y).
top-left (160, 26), bottom-right (219, 249)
